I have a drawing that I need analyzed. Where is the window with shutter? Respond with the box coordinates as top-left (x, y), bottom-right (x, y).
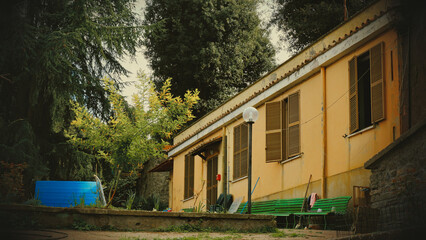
top-left (348, 42), bottom-right (385, 134)
top-left (265, 92), bottom-right (300, 163)
top-left (288, 92), bottom-right (300, 157)
top-left (184, 154), bottom-right (194, 199)
top-left (349, 58), bottom-right (359, 133)
top-left (370, 43), bottom-right (385, 122)
top-left (233, 123), bottom-right (248, 179)
top-left (265, 101), bottom-right (282, 162)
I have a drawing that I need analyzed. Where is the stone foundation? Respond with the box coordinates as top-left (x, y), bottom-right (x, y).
top-left (0, 204), bottom-right (275, 231)
top-left (365, 121), bottom-right (426, 231)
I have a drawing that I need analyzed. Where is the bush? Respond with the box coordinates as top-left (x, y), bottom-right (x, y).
top-left (133, 194), bottom-right (167, 211)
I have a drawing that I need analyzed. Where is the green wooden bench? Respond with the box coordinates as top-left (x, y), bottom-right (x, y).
top-left (292, 196), bottom-right (352, 229)
top-left (274, 198), bottom-right (305, 228)
top-left (237, 198), bottom-right (305, 228)
top-left (237, 199), bottom-right (278, 215)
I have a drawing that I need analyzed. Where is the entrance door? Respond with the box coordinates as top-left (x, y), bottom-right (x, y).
top-left (207, 155), bottom-right (218, 207)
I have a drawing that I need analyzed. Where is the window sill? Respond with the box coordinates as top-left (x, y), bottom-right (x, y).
top-left (280, 153), bottom-right (303, 164)
top-left (346, 124), bottom-right (375, 138)
top-left (231, 176), bottom-right (248, 183)
top-left (182, 196), bottom-right (194, 202)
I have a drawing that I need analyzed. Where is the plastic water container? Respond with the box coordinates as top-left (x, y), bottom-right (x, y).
top-left (35, 181), bottom-right (99, 207)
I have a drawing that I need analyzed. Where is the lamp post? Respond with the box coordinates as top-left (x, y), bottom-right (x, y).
top-left (242, 106), bottom-right (258, 214)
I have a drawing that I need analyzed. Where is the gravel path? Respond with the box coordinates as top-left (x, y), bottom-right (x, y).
top-left (2, 229), bottom-right (353, 240)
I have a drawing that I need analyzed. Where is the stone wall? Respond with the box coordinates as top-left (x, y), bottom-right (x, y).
top-left (365, 121), bottom-right (426, 231)
top-left (0, 204), bottom-right (275, 232)
top-left (137, 158), bottom-right (169, 207)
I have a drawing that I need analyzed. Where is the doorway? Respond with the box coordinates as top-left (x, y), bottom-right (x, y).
top-left (207, 154), bottom-right (218, 207)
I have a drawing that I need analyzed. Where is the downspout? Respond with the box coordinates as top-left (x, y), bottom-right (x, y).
top-left (321, 67), bottom-right (327, 198)
top-left (222, 127), bottom-right (228, 211)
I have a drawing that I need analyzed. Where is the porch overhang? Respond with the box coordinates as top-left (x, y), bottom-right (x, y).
top-left (189, 136), bottom-right (222, 160)
top-left (149, 158), bottom-right (173, 172)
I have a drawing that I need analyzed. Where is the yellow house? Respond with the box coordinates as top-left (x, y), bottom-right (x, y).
top-left (162, 0), bottom-right (403, 211)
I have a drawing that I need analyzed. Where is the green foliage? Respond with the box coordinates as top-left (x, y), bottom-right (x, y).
top-left (133, 194), bottom-right (167, 211)
top-left (271, 0), bottom-right (374, 52)
top-left (72, 219), bottom-right (99, 231)
top-left (67, 74), bottom-right (198, 173)
top-left (143, 0), bottom-right (275, 116)
top-left (66, 74), bottom-right (198, 204)
top-left (0, 0), bottom-right (142, 198)
top-left (120, 234), bottom-right (243, 240)
top-left (194, 201), bottom-right (206, 213)
top-left (72, 219), bottom-right (118, 231)
top-left (155, 220), bottom-right (276, 233)
top-left (23, 197), bottom-right (42, 207)
top-left (125, 191), bottom-right (136, 210)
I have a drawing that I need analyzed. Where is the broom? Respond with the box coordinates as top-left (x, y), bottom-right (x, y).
top-left (295, 174), bottom-right (312, 229)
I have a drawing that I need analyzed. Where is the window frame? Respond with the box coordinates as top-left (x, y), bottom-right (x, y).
top-left (184, 154), bottom-right (194, 200)
top-left (348, 42), bottom-right (385, 134)
top-left (233, 123), bottom-right (248, 180)
top-left (265, 91), bottom-right (300, 163)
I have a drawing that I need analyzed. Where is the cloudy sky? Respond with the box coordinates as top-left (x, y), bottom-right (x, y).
top-left (119, 0), bottom-right (291, 101)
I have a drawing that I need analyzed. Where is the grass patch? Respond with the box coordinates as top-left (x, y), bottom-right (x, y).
top-left (271, 231), bottom-right (306, 238)
top-left (71, 219), bottom-right (117, 231)
top-left (154, 222), bottom-right (276, 233)
top-left (119, 233), bottom-right (243, 240)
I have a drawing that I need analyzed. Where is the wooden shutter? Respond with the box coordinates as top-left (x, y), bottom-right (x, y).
top-left (265, 101), bottom-right (282, 162)
top-left (349, 57), bottom-right (359, 133)
top-left (282, 99), bottom-right (288, 160)
top-left (189, 155), bottom-right (194, 197)
top-left (233, 126), bottom-right (240, 179)
top-left (288, 92), bottom-right (300, 157)
top-left (370, 43), bottom-right (385, 123)
top-left (240, 124), bottom-right (248, 176)
top-left (184, 155), bottom-right (194, 199)
top-left (184, 155), bottom-right (189, 199)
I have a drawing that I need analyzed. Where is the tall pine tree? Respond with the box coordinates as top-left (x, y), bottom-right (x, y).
top-left (143, 0), bottom-right (275, 117)
top-left (272, 0), bottom-right (374, 53)
top-left (0, 0), bottom-right (142, 196)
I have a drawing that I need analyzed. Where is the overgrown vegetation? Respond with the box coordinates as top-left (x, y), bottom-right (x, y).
top-left (154, 221), bottom-right (276, 233)
top-left (72, 219), bottom-right (117, 231)
top-left (120, 234), bottom-right (243, 240)
top-left (66, 74), bottom-right (199, 206)
top-left (132, 194), bottom-right (167, 211)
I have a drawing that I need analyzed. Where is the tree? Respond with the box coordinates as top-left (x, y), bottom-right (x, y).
top-left (0, 0), bottom-right (142, 194)
top-left (66, 74), bottom-right (199, 205)
top-left (271, 0), bottom-right (374, 53)
top-left (143, 0), bottom-right (275, 117)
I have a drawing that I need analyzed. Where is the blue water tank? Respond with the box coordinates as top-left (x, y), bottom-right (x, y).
top-left (35, 181), bottom-right (99, 207)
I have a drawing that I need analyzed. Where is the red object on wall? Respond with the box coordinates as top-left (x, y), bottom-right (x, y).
top-left (216, 174), bottom-right (221, 181)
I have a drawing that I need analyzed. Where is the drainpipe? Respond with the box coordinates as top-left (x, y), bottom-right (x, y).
top-left (222, 127), bottom-right (228, 211)
top-left (321, 67), bottom-right (327, 198)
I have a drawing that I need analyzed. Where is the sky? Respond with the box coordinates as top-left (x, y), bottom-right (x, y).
top-left (119, 0), bottom-right (291, 101)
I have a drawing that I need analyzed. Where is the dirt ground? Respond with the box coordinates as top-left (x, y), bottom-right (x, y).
top-left (2, 228), bottom-right (353, 240)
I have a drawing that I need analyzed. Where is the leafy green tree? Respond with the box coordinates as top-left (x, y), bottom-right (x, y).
top-left (143, 0), bottom-right (275, 116)
top-left (0, 0), bottom-right (142, 194)
top-left (66, 74), bottom-right (199, 205)
top-left (271, 0), bottom-right (374, 53)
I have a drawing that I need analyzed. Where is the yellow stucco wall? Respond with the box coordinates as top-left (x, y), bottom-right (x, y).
top-left (169, 0), bottom-right (401, 210)
top-left (171, 130), bottom-right (223, 211)
top-left (326, 30), bottom-right (400, 180)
